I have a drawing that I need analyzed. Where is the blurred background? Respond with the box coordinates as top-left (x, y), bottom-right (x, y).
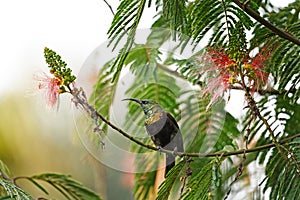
top-left (0, 0), bottom-right (135, 199)
top-left (0, 0), bottom-right (292, 199)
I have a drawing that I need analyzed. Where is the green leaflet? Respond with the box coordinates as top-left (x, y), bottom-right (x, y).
top-left (0, 179), bottom-right (33, 200)
top-left (0, 161), bottom-right (10, 178)
top-left (107, 0), bottom-right (147, 81)
top-left (32, 173), bottom-right (102, 200)
top-left (133, 157), bottom-right (159, 200)
top-left (162, 0), bottom-right (188, 37)
top-left (90, 60), bottom-right (120, 134)
top-left (156, 160), bottom-right (186, 200)
top-left (180, 161), bottom-right (213, 200)
top-left (184, 0), bottom-right (253, 48)
top-left (180, 95), bottom-right (239, 154)
top-left (263, 138), bottom-right (300, 199)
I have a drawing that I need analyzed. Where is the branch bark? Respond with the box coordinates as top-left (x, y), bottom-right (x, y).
top-left (232, 0), bottom-right (300, 46)
top-left (70, 86), bottom-right (300, 158)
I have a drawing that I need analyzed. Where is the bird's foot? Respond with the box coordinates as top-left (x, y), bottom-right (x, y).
top-left (158, 146), bottom-right (162, 154)
top-left (173, 147), bottom-right (178, 156)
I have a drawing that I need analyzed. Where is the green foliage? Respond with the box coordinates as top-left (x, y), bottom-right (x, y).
top-left (133, 158), bottom-right (158, 200)
top-left (156, 159), bottom-right (186, 200)
top-left (0, 161), bottom-right (10, 177)
top-left (185, 0), bottom-right (253, 47)
top-left (270, 26), bottom-right (300, 103)
top-left (164, 52), bottom-right (202, 85)
top-left (0, 179), bottom-right (33, 200)
top-left (31, 173), bottom-right (101, 200)
top-left (162, 0), bottom-right (187, 37)
top-left (180, 160), bottom-right (215, 200)
top-left (1, 160), bottom-right (101, 200)
top-left (124, 44), bottom-right (161, 83)
top-left (180, 94), bottom-right (239, 154)
top-left (263, 138), bottom-right (300, 199)
top-left (107, 0), bottom-right (148, 81)
top-left (90, 60), bottom-right (120, 133)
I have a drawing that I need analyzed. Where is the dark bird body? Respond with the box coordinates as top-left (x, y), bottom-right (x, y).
top-left (123, 98), bottom-right (184, 177)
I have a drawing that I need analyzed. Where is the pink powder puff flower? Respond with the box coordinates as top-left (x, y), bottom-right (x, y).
top-left (35, 73), bottom-right (63, 108)
top-left (202, 74), bottom-right (232, 109)
top-left (199, 47), bottom-right (237, 109)
top-left (206, 47), bottom-right (236, 71)
top-left (244, 47), bottom-right (271, 91)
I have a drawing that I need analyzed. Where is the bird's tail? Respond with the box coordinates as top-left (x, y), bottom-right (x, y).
top-left (165, 154), bottom-right (175, 177)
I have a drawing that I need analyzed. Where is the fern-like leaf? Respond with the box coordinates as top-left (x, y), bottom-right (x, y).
top-left (185, 0), bottom-right (253, 48)
top-left (180, 160), bottom-right (213, 200)
top-left (107, 0), bottom-right (147, 81)
top-left (0, 161), bottom-right (10, 178)
top-left (162, 0), bottom-right (187, 37)
top-left (180, 94), bottom-right (239, 154)
top-left (0, 179), bottom-right (33, 200)
top-left (133, 157), bottom-right (159, 200)
top-left (156, 160), bottom-right (186, 200)
top-left (263, 138), bottom-right (300, 199)
top-left (32, 173), bottom-right (101, 200)
top-left (90, 60), bottom-right (120, 134)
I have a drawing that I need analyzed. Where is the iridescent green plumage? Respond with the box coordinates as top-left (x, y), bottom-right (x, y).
top-left (123, 98), bottom-right (184, 177)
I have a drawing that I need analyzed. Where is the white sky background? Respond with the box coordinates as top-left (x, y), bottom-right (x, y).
top-left (0, 0), bottom-right (294, 97)
top-left (0, 0), bottom-right (116, 95)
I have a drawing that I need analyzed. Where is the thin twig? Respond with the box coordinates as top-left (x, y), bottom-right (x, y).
top-left (224, 116), bottom-right (252, 199)
top-left (238, 66), bottom-right (300, 174)
top-left (71, 87), bottom-right (157, 151)
top-left (229, 85), bottom-right (297, 96)
top-left (158, 63), bottom-right (296, 95)
top-left (239, 64), bottom-right (288, 162)
top-left (0, 169), bottom-right (12, 182)
top-left (101, 0), bottom-right (115, 15)
top-left (231, 0), bottom-right (300, 46)
top-left (224, 149), bottom-right (246, 200)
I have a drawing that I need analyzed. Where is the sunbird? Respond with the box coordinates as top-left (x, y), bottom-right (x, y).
top-left (123, 98), bottom-right (184, 177)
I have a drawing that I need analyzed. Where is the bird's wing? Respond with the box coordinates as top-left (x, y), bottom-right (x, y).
top-left (166, 112), bottom-right (179, 129)
top-left (166, 112), bottom-right (184, 152)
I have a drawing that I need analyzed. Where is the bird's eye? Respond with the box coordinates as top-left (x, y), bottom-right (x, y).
top-left (142, 100), bottom-right (148, 104)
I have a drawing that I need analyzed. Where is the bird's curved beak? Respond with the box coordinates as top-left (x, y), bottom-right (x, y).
top-left (122, 98), bottom-right (142, 105)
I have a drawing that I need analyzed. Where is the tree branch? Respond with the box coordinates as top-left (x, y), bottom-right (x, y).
top-left (158, 63), bottom-right (296, 95)
top-left (69, 86), bottom-right (300, 158)
top-left (231, 0), bottom-right (300, 46)
top-left (101, 0), bottom-right (115, 15)
top-left (70, 87), bottom-right (157, 151)
top-left (229, 85), bottom-right (297, 95)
